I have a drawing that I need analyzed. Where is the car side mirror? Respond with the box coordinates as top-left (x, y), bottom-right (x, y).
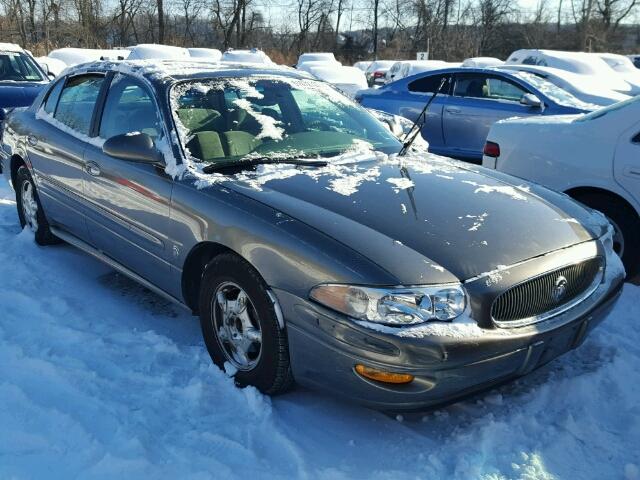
top-left (102, 132), bottom-right (164, 165)
top-left (520, 93), bottom-right (543, 108)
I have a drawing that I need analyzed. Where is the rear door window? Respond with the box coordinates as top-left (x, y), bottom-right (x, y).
top-left (453, 74), bottom-right (528, 102)
top-left (408, 74), bottom-right (451, 94)
top-left (54, 74), bottom-right (105, 135)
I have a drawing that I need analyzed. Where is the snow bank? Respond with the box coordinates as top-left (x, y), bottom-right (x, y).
top-left (0, 179), bottom-right (639, 479)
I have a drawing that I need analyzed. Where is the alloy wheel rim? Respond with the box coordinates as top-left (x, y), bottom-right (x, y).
top-left (211, 281), bottom-right (263, 371)
top-left (21, 180), bottom-right (39, 232)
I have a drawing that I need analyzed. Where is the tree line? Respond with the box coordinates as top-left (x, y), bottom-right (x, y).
top-left (0, 0), bottom-right (638, 63)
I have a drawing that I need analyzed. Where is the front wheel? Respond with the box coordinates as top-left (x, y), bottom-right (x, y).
top-left (15, 165), bottom-right (59, 245)
top-left (198, 253), bottom-right (294, 394)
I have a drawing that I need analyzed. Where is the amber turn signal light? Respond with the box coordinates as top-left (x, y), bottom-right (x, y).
top-left (355, 364), bottom-right (414, 384)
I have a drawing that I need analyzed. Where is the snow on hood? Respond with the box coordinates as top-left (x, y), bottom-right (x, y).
top-left (212, 152), bottom-right (604, 283)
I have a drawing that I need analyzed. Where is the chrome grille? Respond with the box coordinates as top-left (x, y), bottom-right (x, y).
top-left (491, 257), bottom-right (603, 326)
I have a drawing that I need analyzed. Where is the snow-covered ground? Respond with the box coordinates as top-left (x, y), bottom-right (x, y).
top-left (0, 178), bottom-right (639, 480)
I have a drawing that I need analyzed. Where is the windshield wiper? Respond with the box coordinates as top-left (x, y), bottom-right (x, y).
top-left (398, 76), bottom-right (448, 156)
top-left (202, 156), bottom-right (328, 173)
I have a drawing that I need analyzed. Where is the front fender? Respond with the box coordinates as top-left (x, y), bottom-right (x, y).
top-left (170, 179), bottom-right (398, 300)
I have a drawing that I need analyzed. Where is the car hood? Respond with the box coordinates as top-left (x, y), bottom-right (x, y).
top-left (223, 153), bottom-right (604, 283)
top-left (0, 82), bottom-right (46, 108)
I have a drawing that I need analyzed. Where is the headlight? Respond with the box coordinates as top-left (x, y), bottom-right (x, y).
top-left (309, 284), bottom-right (467, 326)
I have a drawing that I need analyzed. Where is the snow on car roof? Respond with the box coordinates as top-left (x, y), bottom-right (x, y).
top-left (0, 42), bottom-right (24, 52)
top-left (188, 48), bottom-right (222, 61)
top-left (297, 52), bottom-right (338, 65)
top-left (221, 49), bottom-right (274, 64)
top-left (462, 57), bottom-right (504, 68)
top-left (128, 44), bottom-right (190, 60)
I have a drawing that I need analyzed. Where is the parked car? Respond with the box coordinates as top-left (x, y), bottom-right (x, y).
top-left (482, 96), bottom-right (640, 278)
top-left (356, 67), bottom-right (596, 162)
top-left (188, 48), bottom-right (222, 62)
top-left (304, 64), bottom-right (367, 98)
top-left (222, 48), bottom-right (274, 65)
top-left (506, 49), bottom-right (634, 95)
top-left (462, 57), bottom-right (504, 68)
top-left (498, 64), bottom-right (630, 106)
top-left (385, 60), bottom-right (451, 83)
top-left (0, 43), bottom-right (49, 115)
top-left (365, 60), bottom-right (396, 86)
top-left (1, 60), bottom-right (624, 410)
top-left (353, 61), bottom-right (372, 72)
top-left (128, 44), bottom-right (190, 60)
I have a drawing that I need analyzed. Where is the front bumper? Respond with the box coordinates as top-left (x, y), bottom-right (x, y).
top-left (277, 246), bottom-right (624, 411)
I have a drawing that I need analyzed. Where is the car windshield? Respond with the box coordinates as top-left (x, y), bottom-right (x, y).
top-left (576, 95), bottom-right (640, 122)
top-left (512, 71), bottom-right (590, 109)
top-left (0, 51), bottom-right (44, 82)
top-left (171, 76), bottom-right (401, 168)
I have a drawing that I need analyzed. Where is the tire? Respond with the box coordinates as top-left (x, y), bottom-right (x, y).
top-left (198, 253), bottom-right (294, 394)
top-left (575, 192), bottom-right (640, 279)
top-left (15, 165), bottom-right (59, 246)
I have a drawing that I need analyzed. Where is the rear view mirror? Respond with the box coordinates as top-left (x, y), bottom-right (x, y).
top-left (520, 93), bottom-right (543, 108)
top-left (102, 132), bottom-right (164, 165)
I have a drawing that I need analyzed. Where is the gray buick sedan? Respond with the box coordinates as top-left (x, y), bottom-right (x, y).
top-left (0, 60), bottom-right (624, 410)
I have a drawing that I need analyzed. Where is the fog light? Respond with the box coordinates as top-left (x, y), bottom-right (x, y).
top-left (355, 364), bottom-right (414, 384)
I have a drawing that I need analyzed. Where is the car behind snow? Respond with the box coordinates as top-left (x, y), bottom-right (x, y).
top-left (0, 60), bottom-right (624, 410)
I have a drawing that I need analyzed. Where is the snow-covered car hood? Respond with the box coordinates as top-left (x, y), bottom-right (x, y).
top-left (220, 154), bottom-right (603, 282)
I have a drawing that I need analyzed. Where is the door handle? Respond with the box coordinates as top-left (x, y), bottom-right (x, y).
top-left (86, 162), bottom-right (101, 176)
top-left (446, 107), bottom-right (462, 114)
top-left (27, 135), bottom-right (38, 147)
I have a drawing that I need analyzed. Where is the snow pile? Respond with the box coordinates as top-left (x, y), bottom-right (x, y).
top-left (0, 179), bottom-right (639, 478)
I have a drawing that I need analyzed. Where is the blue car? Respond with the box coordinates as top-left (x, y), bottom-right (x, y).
top-left (356, 67), bottom-right (596, 162)
top-left (0, 44), bottom-right (50, 129)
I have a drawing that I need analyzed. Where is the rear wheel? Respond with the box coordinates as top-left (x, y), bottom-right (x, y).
top-left (15, 166), bottom-right (59, 245)
top-left (574, 192), bottom-right (640, 279)
top-left (198, 253), bottom-right (294, 394)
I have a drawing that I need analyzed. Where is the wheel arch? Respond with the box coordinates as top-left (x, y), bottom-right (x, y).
top-left (181, 241), bottom-right (241, 314)
top-left (565, 185), bottom-right (640, 220)
top-left (9, 154), bottom-right (27, 187)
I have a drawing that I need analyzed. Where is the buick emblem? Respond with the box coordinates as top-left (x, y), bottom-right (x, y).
top-left (552, 276), bottom-right (568, 303)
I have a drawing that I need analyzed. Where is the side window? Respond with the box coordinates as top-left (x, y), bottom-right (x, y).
top-left (485, 77), bottom-right (527, 102)
top-left (99, 75), bottom-right (160, 140)
top-left (522, 56), bottom-right (538, 65)
top-left (54, 75), bottom-right (105, 135)
top-left (408, 74), bottom-right (450, 94)
top-left (453, 74), bottom-right (488, 98)
top-left (43, 78), bottom-right (65, 115)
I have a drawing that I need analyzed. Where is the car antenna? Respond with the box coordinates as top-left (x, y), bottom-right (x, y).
top-left (398, 76), bottom-right (448, 156)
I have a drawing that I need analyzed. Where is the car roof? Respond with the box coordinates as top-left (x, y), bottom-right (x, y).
top-left (59, 59), bottom-right (308, 85)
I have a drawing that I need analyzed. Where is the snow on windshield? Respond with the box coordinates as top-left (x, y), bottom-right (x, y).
top-left (168, 75), bottom-right (403, 189)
